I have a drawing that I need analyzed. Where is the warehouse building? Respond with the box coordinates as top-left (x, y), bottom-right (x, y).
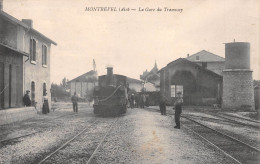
top-left (159, 58), bottom-right (223, 106)
top-left (68, 70), bottom-right (98, 98)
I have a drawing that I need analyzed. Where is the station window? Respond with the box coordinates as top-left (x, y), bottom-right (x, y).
top-left (171, 85), bottom-right (183, 97)
top-left (196, 56), bottom-right (200, 60)
top-left (30, 38), bottom-right (36, 63)
top-left (42, 45), bottom-right (47, 66)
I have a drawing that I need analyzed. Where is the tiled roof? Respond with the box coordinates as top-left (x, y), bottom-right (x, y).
top-left (0, 11), bottom-right (57, 45)
top-left (186, 50), bottom-right (225, 62)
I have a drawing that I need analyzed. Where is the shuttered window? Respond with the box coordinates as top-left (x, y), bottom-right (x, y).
top-left (30, 38), bottom-right (36, 62)
top-left (42, 45), bottom-right (47, 66)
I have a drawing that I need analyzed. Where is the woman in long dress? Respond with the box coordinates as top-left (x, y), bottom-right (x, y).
top-left (42, 93), bottom-right (50, 114)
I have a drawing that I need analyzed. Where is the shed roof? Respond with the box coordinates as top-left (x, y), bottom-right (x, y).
top-left (158, 58), bottom-right (222, 78)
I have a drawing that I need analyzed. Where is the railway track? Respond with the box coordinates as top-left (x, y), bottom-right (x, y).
top-left (219, 113), bottom-right (260, 123)
top-left (216, 113), bottom-right (260, 126)
top-left (182, 116), bottom-right (260, 164)
top-left (37, 118), bottom-right (118, 164)
top-left (0, 112), bottom-right (78, 145)
top-left (182, 114), bottom-right (260, 129)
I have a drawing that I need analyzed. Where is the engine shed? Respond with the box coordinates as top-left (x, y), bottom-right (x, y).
top-left (159, 58), bottom-right (223, 106)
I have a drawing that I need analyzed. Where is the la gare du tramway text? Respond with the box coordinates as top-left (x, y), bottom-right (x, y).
top-left (85, 7), bottom-right (183, 12)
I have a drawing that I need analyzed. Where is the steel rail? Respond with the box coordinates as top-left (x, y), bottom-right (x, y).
top-left (0, 131), bottom-right (41, 143)
top-left (0, 112), bottom-right (80, 146)
top-left (182, 116), bottom-right (260, 152)
top-left (38, 120), bottom-right (99, 164)
top-left (86, 118), bottom-right (118, 164)
top-left (0, 112), bottom-right (76, 142)
top-left (212, 114), bottom-right (260, 129)
top-left (183, 114), bottom-right (260, 129)
top-left (182, 125), bottom-right (242, 164)
top-left (217, 112), bottom-right (260, 124)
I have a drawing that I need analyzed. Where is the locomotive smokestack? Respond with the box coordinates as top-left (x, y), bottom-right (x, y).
top-left (107, 67), bottom-right (113, 76)
top-left (106, 66), bottom-right (114, 86)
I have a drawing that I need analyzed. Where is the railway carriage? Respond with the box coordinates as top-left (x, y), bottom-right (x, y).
top-left (93, 67), bottom-right (128, 116)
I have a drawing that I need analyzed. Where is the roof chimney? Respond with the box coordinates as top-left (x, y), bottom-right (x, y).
top-left (187, 54), bottom-right (189, 57)
top-left (22, 19), bottom-right (33, 28)
top-left (0, 0), bottom-right (3, 11)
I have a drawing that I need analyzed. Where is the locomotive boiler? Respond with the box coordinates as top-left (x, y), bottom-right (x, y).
top-left (93, 67), bottom-right (128, 116)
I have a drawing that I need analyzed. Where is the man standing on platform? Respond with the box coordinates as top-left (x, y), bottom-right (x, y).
top-left (71, 92), bottom-right (78, 112)
top-left (159, 94), bottom-right (168, 115)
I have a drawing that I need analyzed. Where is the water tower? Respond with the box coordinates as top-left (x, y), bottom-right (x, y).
top-left (222, 42), bottom-right (255, 110)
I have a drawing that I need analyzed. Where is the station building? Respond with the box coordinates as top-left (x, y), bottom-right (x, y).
top-left (0, 2), bottom-right (57, 124)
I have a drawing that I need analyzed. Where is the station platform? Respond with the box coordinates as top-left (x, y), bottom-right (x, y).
top-left (0, 107), bottom-right (37, 125)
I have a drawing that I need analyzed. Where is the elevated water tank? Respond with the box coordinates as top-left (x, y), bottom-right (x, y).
top-left (225, 42), bottom-right (250, 69)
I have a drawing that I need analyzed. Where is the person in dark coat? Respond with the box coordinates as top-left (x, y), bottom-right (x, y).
top-left (130, 93), bottom-right (135, 108)
top-left (159, 94), bottom-right (168, 115)
top-left (23, 90), bottom-right (31, 107)
top-left (42, 92), bottom-right (50, 114)
top-left (139, 94), bottom-right (146, 108)
top-left (71, 92), bottom-right (78, 112)
top-left (174, 92), bottom-right (183, 129)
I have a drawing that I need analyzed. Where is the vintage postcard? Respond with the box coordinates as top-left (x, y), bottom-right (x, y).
top-left (0, 0), bottom-right (259, 163)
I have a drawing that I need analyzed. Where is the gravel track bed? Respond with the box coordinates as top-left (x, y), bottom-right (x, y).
top-left (182, 118), bottom-right (260, 164)
top-left (187, 116), bottom-right (260, 149)
top-left (91, 109), bottom-right (237, 164)
top-left (0, 109), bottom-right (96, 164)
top-left (42, 118), bottom-right (115, 164)
top-left (146, 106), bottom-right (260, 149)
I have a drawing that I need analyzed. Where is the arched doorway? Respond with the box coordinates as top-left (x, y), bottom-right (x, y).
top-left (171, 71), bottom-right (196, 105)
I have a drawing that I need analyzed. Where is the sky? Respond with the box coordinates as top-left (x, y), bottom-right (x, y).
top-left (3, 0), bottom-right (260, 83)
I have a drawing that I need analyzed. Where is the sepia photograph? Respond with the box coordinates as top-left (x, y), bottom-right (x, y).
top-left (0, 0), bottom-right (259, 163)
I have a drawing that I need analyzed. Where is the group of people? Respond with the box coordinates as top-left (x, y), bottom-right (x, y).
top-left (22, 90), bottom-right (50, 114)
top-left (159, 92), bottom-right (183, 129)
top-left (128, 93), bottom-right (147, 109)
top-left (23, 90), bottom-right (78, 114)
top-left (23, 89), bottom-right (182, 128)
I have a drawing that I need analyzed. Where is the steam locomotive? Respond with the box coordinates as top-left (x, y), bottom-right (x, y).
top-left (93, 67), bottom-right (128, 116)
